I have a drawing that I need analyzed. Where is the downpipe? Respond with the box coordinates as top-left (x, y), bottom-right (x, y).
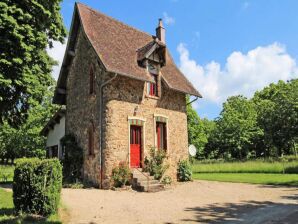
top-left (98, 72), bottom-right (118, 188)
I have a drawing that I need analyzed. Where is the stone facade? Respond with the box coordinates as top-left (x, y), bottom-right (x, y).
top-left (102, 76), bottom-right (188, 188)
top-left (66, 27), bottom-right (103, 187)
top-left (66, 26), bottom-right (189, 188)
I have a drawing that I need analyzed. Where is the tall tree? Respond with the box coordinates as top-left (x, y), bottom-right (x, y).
top-left (209, 96), bottom-right (263, 159)
top-left (0, 86), bottom-right (58, 163)
top-left (0, 0), bottom-right (66, 127)
top-left (253, 79), bottom-right (298, 156)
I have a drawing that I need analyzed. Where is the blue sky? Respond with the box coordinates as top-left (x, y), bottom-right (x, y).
top-left (49, 0), bottom-right (298, 119)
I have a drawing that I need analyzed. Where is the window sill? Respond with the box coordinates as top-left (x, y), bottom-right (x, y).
top-left (145, 95), bottom-right (160, 100)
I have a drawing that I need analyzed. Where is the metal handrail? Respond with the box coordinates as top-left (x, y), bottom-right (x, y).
top-left (134, 168), bottom-right (150, 192)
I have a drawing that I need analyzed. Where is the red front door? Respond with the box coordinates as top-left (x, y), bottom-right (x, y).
top-left (130, 126), bottom-right (142, 168)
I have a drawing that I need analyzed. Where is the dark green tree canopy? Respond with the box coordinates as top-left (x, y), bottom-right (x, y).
top-left (0, 0), bottom-right (66, 127)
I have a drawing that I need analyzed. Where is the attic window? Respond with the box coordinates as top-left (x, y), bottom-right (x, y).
top-left (146, 62), bottom-right (160, 97)
top-left (147, 74), bottom-right (158, 96)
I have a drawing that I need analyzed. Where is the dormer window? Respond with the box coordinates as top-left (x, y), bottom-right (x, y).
top-left (148, 73), bottom-right (158, 96)
top-left (146, 62), bottom-right (160, 97)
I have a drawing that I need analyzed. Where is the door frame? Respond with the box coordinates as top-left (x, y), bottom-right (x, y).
top-left (128, 117), bottom-right (146, 168)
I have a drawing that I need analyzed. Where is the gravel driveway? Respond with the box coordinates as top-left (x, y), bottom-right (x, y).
top-left (62, 180), bottom-right (298, 224)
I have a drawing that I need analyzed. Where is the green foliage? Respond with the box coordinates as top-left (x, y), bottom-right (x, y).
top-left (13, 158), bottom-right (62, 217)
top-left (161, 175), bottom-right (172, 185)
top-left (207, 96), bottom-right (263, 160)
top-left (192, 160), bottom-right (298, 174)
top-left (144, 147), bottom-right (169, 180)
top-left (253, 79), bottom-right (298, 157)
top-left (111, 161), bottom-right (131, 187)
top-left (192, 79), bottom-right (297, 160)
top-left (177, 159), bottom-right (192, 181)
top-left (0, 0), bottom-right (66, 127)
top-left (186, 96), bottom-right (215, 159)
top-left (0, 86), bottom-right (58, 163)
top-left (193, 173), bottom-right (298, 186)
top-left (60, 134), bottom-right (83, 183)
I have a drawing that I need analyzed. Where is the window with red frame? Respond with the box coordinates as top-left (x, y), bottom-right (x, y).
top-left (147, 73), bottom-right (158, 96)
top-left (89, 65), bottom-right (95, 94)
top-left (156, 122), bottom-right (167, 150)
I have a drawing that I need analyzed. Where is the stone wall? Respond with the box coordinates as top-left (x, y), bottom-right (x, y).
top-left (102, 75), bottom-right (188, 188)
top-left (66, 26), bottom-right (104, 187)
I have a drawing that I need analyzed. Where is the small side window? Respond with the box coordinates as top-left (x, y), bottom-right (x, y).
top-left (89, 64), bottom-right (95, 95)
top-left (88, 122), bottom-right (95, 156)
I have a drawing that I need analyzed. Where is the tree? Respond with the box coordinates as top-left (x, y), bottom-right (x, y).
top-left (0, 0), bottom-right (66, 127)
top-left (253, 79), bottom-right (298, 156)
top-left (0, 87), bottom-right (58, 163)
top-left (208, 96), bottom-right (262, 160)
top-left (186, 97), bottom-right (215, 159)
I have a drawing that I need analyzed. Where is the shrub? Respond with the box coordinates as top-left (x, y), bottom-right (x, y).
top-left (177, 159), bottom-right (192, 181)
top-left (111, 161), bottom-right (131, 187)
top-left (161, 175), bottom-right (172, 185)
top-left (13, 158), bottom-right (62, 216)
top-left (60, 134), bottom-right (83, 183)
top-left (144, 147), bottom-right (169, 180)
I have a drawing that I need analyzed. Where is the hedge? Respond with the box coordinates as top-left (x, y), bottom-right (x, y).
top-left (13, 158), bottom-right (62, 216)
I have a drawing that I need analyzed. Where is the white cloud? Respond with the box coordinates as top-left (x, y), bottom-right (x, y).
top-left (178, 42), bottom-right (298, 104)
top-left (163, 12), bottom-right (175, 25)
top-left (47, 39), bottom-right (67, 80)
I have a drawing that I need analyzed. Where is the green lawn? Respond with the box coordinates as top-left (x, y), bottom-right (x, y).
top-left (0, 165), bottom-right (15, 183)
top-left (192, 160), bottom-right (298, 174)
top-left (193, 173), bottom-right (298, 186)
top-left (0, 188), bottom-right (62, 224)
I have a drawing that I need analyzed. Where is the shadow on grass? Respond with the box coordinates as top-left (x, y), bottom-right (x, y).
top-left (0, 183), bottom-right (12, 191)
top-left (0, 214), bottom-right (62, 224)
top-left (0, 208), bottom-right (61, 224)
top-left (180, 200), bottom-right (298, 223)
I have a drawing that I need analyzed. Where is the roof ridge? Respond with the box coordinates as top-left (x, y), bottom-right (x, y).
top-left (76, 2), bottom-right (155, 39)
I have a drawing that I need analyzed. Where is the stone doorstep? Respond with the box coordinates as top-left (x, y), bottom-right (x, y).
top-left (136, 179), bottom-right (159, 186)
top-left (140, 183), bottom-right (165, 192)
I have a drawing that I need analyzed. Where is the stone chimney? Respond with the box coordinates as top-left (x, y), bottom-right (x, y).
top-left (156, 18), bottom-right (165, 43)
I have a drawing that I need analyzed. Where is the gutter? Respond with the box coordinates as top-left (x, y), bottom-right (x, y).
top-left (186, 96), bottom-right (199, 105)
top-left (98, 71), bottom-right (118, 188)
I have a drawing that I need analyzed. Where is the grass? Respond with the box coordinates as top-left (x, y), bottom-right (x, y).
top-left (192, 160), bottom-right (298, 174)
top-left (0, 165), bottom-right (15, 183)
top-left (193, 173), bottom-right (298, 186)
top-left (0, 188), bottom-right (63, 224)
top-left (191, 158), bottom-right (298, 186)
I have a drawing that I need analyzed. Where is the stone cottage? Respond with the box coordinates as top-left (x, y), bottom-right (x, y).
top-left (51, 2), bottom-right (201, 188)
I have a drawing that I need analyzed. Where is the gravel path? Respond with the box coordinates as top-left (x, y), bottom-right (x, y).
top-left (62, 180), bottom-right (298, 224)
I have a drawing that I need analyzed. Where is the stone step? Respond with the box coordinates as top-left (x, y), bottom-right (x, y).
top-left (132, 175), bottom-right (154, 181)
top-left (140, 183), bottom-right (164, 192)
top-left (131, 168), bottom-right (164, 192)
top-left (136, 179), bottom-right (159, 186)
